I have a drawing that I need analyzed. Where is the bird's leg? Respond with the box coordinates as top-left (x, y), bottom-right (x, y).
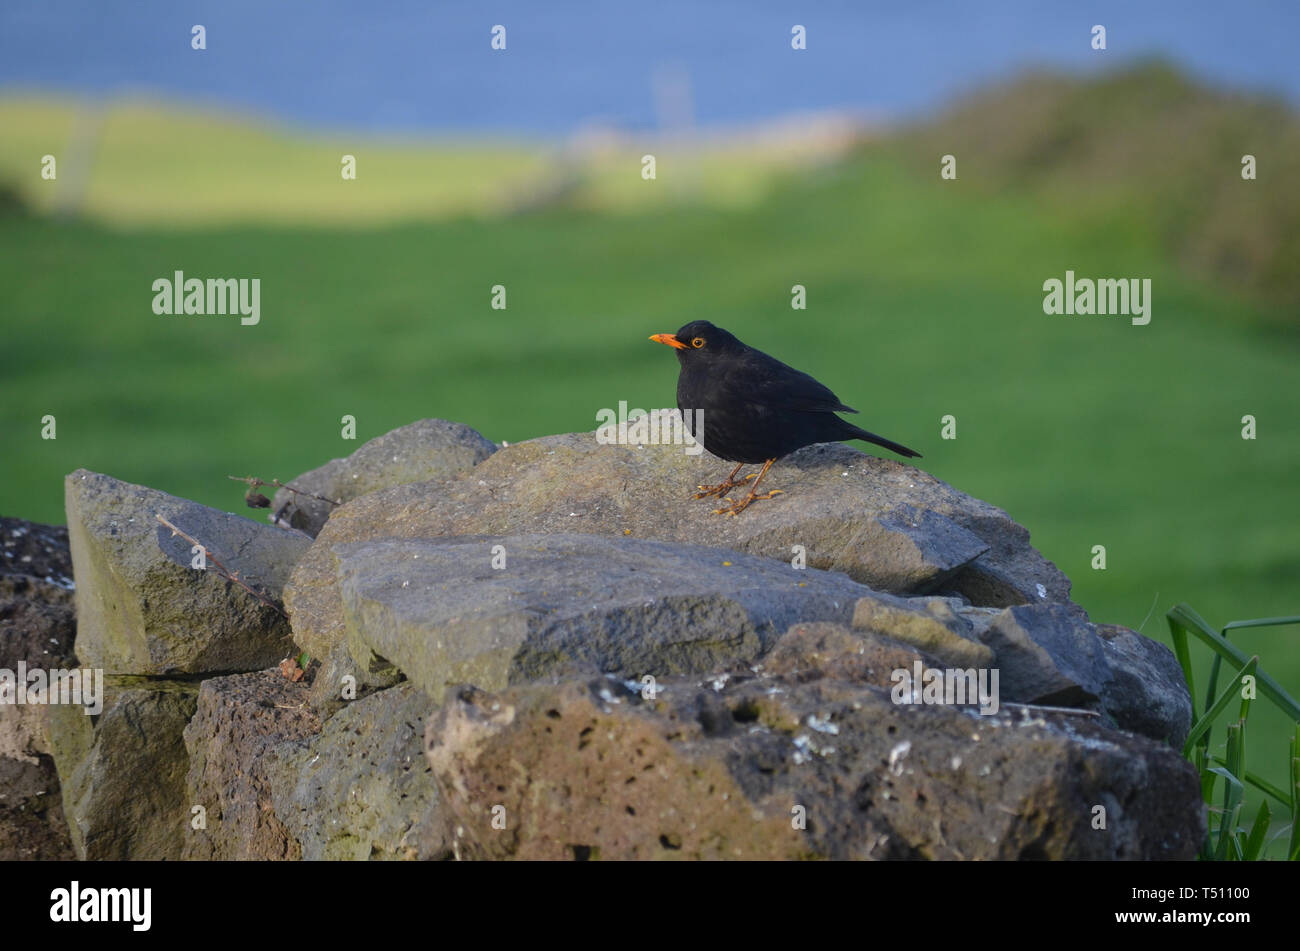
top-left (714, 458), bottom-right (783, 516)
top-left (694, 462), bottom-right (754, 500)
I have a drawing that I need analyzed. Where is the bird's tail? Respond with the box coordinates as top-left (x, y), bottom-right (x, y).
top-left (842, 422), bottom-right (922, 459)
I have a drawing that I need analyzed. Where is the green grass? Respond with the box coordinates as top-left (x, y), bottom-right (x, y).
top-left (0, 96), bottom-right (549, 225)
top-left (1168, 605), bottom-right (1300, 860)
top-left (2, 80), bottom-right (1298, 852)
top-left (0, 95), bottom-right (829, 226)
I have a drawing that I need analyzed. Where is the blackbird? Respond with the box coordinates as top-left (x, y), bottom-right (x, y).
top-left (651, 320), bottom-right (921, 516)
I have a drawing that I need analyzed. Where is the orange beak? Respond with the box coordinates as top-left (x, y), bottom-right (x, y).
top-left (650, 333), bottom-right (688, 350)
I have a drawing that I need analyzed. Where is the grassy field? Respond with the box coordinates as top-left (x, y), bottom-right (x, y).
top-left (0, 96), bottom-right (846, 226)
top-left (2, 71), bottom-right (1297, 852)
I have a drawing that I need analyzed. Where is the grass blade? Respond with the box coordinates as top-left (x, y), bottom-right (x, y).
top-left (1210, 757), bottom-right (1295, 808)
top-left (1242, 799), bottom-right (1271, 860)
top-left (1183, 656), bottom-right (1257, 757)
top-left (1167, 604), bottom-right (1206, 721)
top-left (1167, 606), bottom-right (1300, 721)
top-left (1291, 728), bottom-right (1300, 861)
top-left (1222, 616), bottom-right (1300, 633)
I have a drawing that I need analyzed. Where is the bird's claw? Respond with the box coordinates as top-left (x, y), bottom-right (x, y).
top-left (693, 473), bottom-right (755, 500)
top-left (713, 489), bottom-right (783, 516)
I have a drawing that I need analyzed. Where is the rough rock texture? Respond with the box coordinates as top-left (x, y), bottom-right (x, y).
top-left (300, 525), bottom-right (1184, 743)
top-left (0, 517), bottom-right (77, 859)
top-left (66, 469), bottom-right (309, 674)
top-left (1, 516), bottom-right (76, 592)
top-left (980, 604), bottom-right (1192, 745)
top-left (427, 652), bottom-right (1203, 860)
top-left (305, 642), bottom-right (402, 718)
top-left (181, 673), bottom-right (444, 861)
top-left (1095, 623), bottom-right (1196, 746)
top-left (334, 533), bottom-right (869, 704)
top-left (0, 754), bottom-right (74, 859)
top-left (182, 670), bottom-right (320, 860)
top-left (1, 575), bottom-right (76, 672)
top-left (286, 434), bottom-right (1070, 662)
top-left (852, 594), bottom-right (993, 668)
top-left (267, 683), bottom-right (445, 860)
top-left (760, 621), bottom-right (939, 688)
top-left (47, 679), bottom-right (198, 860)
top-left (41, 421), bottom-right (1206, 862)
top-left (271, 418), bottom-right (497, 537)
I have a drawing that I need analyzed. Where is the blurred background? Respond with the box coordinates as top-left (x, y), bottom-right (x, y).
top-left (1, 1), bottom-right (1297, 847)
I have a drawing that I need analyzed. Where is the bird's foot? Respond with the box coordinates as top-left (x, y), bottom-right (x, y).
top-left (694, 473), bottom-right (755, 500)
top-left (713, 489), bottom-right (784, 517)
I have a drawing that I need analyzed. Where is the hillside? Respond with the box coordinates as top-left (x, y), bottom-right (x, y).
top-left (889, 60), bottom-right (1300, 312)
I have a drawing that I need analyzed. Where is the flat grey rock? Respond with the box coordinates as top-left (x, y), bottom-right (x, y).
top-left (286, 433), bottom-right (1071, 662)
top-left (335, 533), bottom-right (870, 703)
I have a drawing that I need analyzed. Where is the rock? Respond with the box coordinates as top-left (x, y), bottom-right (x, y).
top-left (47, 678), bottom-right (197, 860)
top-left (979, 604), bottom-right (1192, 744)
top-left (290, 474), bottom-right (1180, 742)
top-left (0, 516), bottom-right (75, 592)
top-left (182, 670), bottom-right (320, 860)
top-left (182, 672), bottom-right (444, 861)
top-left (0, 517), bottom-right (78, 859)
top-left (286, 433), bottom-right (1070, 662)
top-left (852, 595), bottom-right (994, 668)
top-left (0, 754), bottom-right (74, 859)
top-left (270, 419), bottom-right (497, 537)
top-left (66, 469), bottom-right (309, 674)
top-left (979, 603), bottom-right (1105, 706)
top-left (24, 426), bottom-right (1202, 861)
top-left (1, 525), bottom-right (77, 766)
top-left (1, 575), bottom-right (76, 674)
top-left (761, 621), bottom-right (936, 687)
top-left (333, 533), bottom-right (869, 704)
top-left (0, 517), bottom-right (77, 762)
top-left (426, 669), bottom-right (1203, 860)
top-left (305, 642), bottom-right (402, 719)
top-left (267, 683), bottom-right (445, 860)
top-left (1096, 623), bottom-right (1195, 746)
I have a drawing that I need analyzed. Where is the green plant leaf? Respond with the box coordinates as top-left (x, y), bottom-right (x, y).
top-left (1167, 605), bottom-right (1206, 722)
top-left (1183, 656), bottom-right (1257, 757)
top-left (1242, 799), bottom-right (1271, 860)
top-left (1222, 616), bottom-right (1300, 633)
top-left (1168, 605), bottom-right (1300, 721)
top-left (1291, 728), bottom-right (1300, 861)
top-left (1209, 757), bottom-right (1294, 808)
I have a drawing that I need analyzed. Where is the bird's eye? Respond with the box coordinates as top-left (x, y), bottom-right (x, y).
top-left (691, 337), bottom-right (705, 349)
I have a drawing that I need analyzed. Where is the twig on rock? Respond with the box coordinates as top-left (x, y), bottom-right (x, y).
top-left (155, 513), bottom-right (289, 620)
top-left (227, 475), bottom-right (342, 508)
top-left (1001, 701), bottom-right (1101, 718)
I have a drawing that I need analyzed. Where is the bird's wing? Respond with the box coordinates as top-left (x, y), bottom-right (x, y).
top-left (725, 349), bottom-right (859, 414)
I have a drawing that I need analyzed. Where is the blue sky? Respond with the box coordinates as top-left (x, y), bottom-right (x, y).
top-left (2, 1), bottom-right (1297, 135)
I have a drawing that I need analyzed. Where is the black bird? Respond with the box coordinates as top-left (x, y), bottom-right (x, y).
top-left (650, 320), bottom-right (921, 516)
